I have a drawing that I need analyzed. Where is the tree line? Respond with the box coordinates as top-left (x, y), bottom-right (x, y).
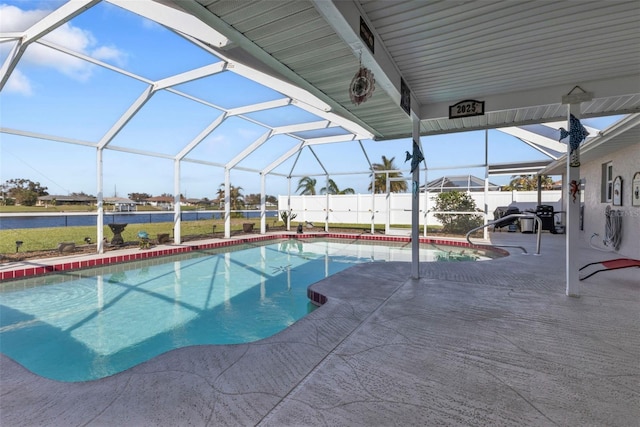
top-left (1, 159), bottom-right (555, 207)
top-left (0, 179), bottom-right (275, 208)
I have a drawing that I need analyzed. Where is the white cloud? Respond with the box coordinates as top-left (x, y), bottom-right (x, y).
top-left (27, 43), bottom-right (95, 82)
top-left (44, 20), bottom-right (97, 52)
top-left (0, 4), bottom-right (49, 31)
top-left (5, 69), bottom-right (33, 96)
top-left (91, 45), bottom-right (128, 68)
top-left (1, 3), bottom-right (128, 88)
top-left (209, 134), bottom-right (229, 144)
top-left (238, 128), bottom-right (262, 139)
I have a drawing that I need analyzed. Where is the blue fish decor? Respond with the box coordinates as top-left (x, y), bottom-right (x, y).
top-left (559, 114), bottom-right (589, 167)
top-left (404, 139), bottom-right (424, 173)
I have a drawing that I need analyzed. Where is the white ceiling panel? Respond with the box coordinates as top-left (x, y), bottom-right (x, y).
top-left (174, 0), bottom-right (639, 140)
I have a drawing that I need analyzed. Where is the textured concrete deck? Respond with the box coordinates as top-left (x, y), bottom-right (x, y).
top-left (1, 232), bottom-right (638, 426)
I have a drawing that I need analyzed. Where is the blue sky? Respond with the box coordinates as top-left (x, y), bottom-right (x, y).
top-left (0, 1), bottom-right (621, 199)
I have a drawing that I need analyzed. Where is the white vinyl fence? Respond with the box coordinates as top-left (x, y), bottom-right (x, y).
top-left (278, 191), bottom-right (563, 230)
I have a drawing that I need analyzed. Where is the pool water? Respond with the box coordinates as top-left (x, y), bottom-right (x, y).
top-left (0, 238), bottom-right (495, 381)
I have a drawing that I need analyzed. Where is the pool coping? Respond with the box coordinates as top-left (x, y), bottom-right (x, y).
top-left (0, 232), bottom-right (508, 282)
top-left (1, 232), bottom-right (638, 426)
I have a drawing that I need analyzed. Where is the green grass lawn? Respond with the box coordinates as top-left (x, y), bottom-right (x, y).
top-left (0, 218), bottom-right (252, 254)
top-left (0, 205), bottom-right (198, 213)
top-left (1, 208), bottom-right (446, 256)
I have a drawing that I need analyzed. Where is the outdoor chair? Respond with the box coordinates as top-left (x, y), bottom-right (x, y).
top-left (579, 258), bottom-right (640, 280)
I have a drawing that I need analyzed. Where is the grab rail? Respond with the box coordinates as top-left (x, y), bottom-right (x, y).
top-left (466, 214), bottom-right (542, 255)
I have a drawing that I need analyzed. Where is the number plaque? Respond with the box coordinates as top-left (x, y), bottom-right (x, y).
top-left (449, 99), bottom-right (485, 119)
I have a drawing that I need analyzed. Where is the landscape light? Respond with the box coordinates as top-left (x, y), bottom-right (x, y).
top-left (15, 241), bottom-right (23, 252)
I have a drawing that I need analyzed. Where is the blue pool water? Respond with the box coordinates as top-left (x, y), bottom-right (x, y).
top-left (0, 238), bottom-right (494, 382)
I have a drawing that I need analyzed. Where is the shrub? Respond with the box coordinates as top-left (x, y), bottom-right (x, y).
top-left (433, 191), bottom-right (483, 234)
top-left (279, 210), bottom-right (297, 224)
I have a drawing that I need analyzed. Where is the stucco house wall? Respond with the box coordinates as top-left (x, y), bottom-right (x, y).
top-left (580, 142), bottom-right (640, 258)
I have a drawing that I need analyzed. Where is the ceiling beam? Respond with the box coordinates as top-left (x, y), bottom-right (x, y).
top-left (226, 130), bottom-right (273, 169)
top-left (303, 134), bottom-right (357, 146)
top-left (311, 0), bottom-right (421, 119)
top-left (292, 101), bottom-right (374, 139)
top-left (227, 98), bottom-right (291, 117)
top-left (107, 0), bottom-right (230, 48)
top-left (97, 86), bottom-right (155, 150)
top-left (262, 141), bottom-right (305, 176)
top-left (420, 75), bottom-right (640, 121)
top-left (272, 120), bottom-right (333, 135)
top-left (0, 127), bottom-right (96, 148)
top-left (497, 127), bottom-right (566, 153)
top-left (176, 113), bottom-right (227, 160)
top-left (167, 0), bottom-right (379, 138)
top-left (154, 62), bottom-right (227, 91)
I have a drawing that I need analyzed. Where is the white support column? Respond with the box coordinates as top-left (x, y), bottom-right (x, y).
top-left (302, 192), bottom-right (307, 222)
top-left (423, 168), bottom-right (428, 237)
top-left (287, 177), bottom-right (292, 231)
top-left (173, 159), bottom-right (181, 244)
top-left (566, 104), bottom-right (581, 296)
top-left (370, 172), bottom-right (376, 234)
top-left (537, 175), bottom-right (543, 206)
top-left (224, 168), bottom-right (231, 238)
top-left (385, 173), bottom-right (390, 234)
top-left (484, 129), bottom-right (489, 240)
top-left (96, 147), bottom-right (104, 254)
top-left (411, 118), bottom-right (420, 279)
top-left (325, 174), bottom-right (330, 232)
top-left (561, 174), bottom-right (568, 222)
top-left (260, 173), bottom-right (266, 234)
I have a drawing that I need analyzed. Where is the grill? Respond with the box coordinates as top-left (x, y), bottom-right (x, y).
top-left (535, 205), bottom-right (556, 233)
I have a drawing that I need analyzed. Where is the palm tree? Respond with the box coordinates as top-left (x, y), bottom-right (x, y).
top-left (538, 175), bottom-right (555, 190)
top-left (296, 176), bottom-right (317, 195)
top-left (217, 183), bottom-right (245, 210)
top-left (503, 174), bottom-right (554, 191)
top-left (368, 155), bottom-right (407, 193)
top-left (320, 178), bottom-right (355, 195)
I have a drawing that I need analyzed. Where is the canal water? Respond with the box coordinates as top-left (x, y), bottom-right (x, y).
top-left (0, 211), bottom-right (278, 230)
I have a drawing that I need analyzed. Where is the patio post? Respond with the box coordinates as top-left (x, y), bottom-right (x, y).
top-left (565, 103), bottom-right (582, 296)
top-left (224, 168), bottom-right (230, 238)
top-left (287, 176), bottom-right (291, 231)
top-left (370, 171), bottom-right (376, 234)
top-left (96, 147), bottom-right (104, 254)
top-left (423, 168), bottom-right (428, 238)
top-left (325, 174), bottom-right (329, 232)
top-left (484, 129), bottom-right (489, 240)
top-left (260, 173), bottom-right (266, 234)
top-left (173, 159), bottom-right (181, 244)
top-left (385, 172), bottom-right (390, 234)
top-left (411, 117), bottom-right (421, 279)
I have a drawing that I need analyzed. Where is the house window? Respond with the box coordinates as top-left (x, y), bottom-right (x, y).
top-left (601, 162), bottom-right (613, 202)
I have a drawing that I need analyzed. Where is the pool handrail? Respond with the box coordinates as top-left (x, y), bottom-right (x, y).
top-left (466, 214), bottom-right (542, 255)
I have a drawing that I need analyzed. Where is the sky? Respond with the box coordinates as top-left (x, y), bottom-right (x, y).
top-left (0, 0), bottom-right (623, 200)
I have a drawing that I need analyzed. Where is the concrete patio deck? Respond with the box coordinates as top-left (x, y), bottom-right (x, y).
top-left (1, 231), bottom-right (638, 426)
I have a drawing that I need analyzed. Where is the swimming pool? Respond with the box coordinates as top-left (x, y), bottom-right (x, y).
top-left (0, 238), bottom-right (498, 382)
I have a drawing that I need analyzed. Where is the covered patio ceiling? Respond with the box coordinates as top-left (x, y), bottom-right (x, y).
top-left (1, 0), bottom-right (639, 186)
top-left (170, 0), bottom-right (640, 140)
